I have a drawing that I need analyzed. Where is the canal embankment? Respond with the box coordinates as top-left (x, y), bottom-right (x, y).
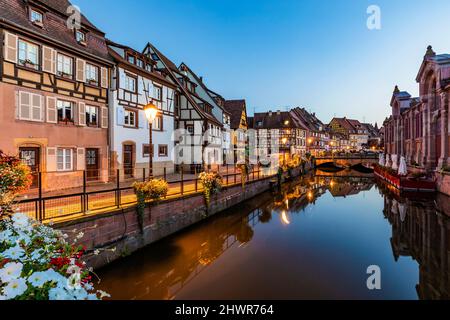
top-left (54, 168), bottom-right (303, 269)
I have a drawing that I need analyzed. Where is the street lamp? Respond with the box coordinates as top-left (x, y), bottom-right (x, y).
top-left (144, 103), bottom-right (159, 179)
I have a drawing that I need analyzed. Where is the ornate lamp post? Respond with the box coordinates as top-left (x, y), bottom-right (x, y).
top-left (144, 103), bottom-right (159, 179)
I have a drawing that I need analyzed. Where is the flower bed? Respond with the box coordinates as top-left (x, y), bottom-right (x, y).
top-left (0, 213), bottom-right (109, 300)
top-left (198, 172), bottom-right (223, 207)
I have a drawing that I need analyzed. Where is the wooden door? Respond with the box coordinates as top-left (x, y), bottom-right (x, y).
top-left (86, 148), bottom-right (99, 181)
top-left (19, 147), bottom-right (40, 188)
top-left (123, 145), bottom-right (134, 177)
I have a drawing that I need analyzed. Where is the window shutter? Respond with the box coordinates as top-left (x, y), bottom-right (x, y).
top-left (46, 96), bottom-right (57, 123)
top-left (78, 102), bottom-right (86, 126)
top-left (101, 67), bottom-right (108, 88)
top-left (76, 148), bottom-right (85, 171)
top-left (42, 46), bottom-right (56, 74)
top-left (46, 147), bottom-right (57, 172)
top-left (33, 95), bottom-right (44, 122)
top-left (101, 106), bottom-right (108, 128)
top-left (117, 106), bottom-right (124, 125)
top-left (4, 32), bottom-right (18, 63)
top-left (76, 58), bottom-right (86, 82)
top-left (18, 91), bottom-right (31, 120)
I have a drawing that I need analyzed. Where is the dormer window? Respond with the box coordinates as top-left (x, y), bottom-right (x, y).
top-left (145, 64), bottom-right (152, 72)
top-left (128, 55), bottom-right (135, 64)
top-left (136, 59), bottom-right (144, 68)
top-left (30, 9), bottom-right (43, 26)
top-left (75, 30), bottom-right (87, 45)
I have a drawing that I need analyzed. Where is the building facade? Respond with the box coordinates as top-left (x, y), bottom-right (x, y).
top-left (384, 46), bottom-right (450, 172)
top-left (0, 0), bottom-right (111, 191)
top-left (107, 40), bottom-right (177, 177)
top-left (290, 107), bottom-right (327, 156)
top-left (223, 99), bottom-right (249, 164)
top-left (143, 43), bottom-right (224, 173)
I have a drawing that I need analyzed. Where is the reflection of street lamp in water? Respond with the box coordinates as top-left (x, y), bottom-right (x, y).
top-left (144, 103), bottom-right (159, 179)
top-left (281, 210), bottom-right (290, 225)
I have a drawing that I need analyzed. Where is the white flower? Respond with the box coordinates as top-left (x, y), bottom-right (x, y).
top-left (0, 262), bottom-right (23, 282)
top-left (76, 232), bottom-right (84, 239)
top-left (67, 265), bottom-right (81, 275)
top-left (93, 249), bottom-right (100, 256)
top-left (11, 213), bottom-right (31, 230)
top-left (2, 278), bottom-right (28, 299)
top-left (66, 272), bottom-right (82, 290)
top-left (97, 290), bottom-right (111, 299)
top-left (48, 287), bottom-right (73, 300)
top-left (0, 229), bottom-right (13, 243)
top-left (1, 245), bottom-right (26, 259)
top-left (27, 271), bottom-right (50, 288)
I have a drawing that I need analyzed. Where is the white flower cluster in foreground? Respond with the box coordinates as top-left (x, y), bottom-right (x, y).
top-left (0, 213), bottom-right (110, 300)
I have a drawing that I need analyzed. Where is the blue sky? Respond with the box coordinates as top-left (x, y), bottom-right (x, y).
top-left (73, 0), bottom-right (450, 126)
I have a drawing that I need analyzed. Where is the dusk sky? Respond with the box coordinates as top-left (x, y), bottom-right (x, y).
top-left (74, 0), bottom-right (450, 126)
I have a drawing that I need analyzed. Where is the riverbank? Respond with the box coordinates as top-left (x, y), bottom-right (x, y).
top-left (54, 168), bottom-right (303, 269)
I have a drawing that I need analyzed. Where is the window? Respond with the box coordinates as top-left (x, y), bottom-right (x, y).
top-left (145, 64), bottom-right (152, 72)
top-left (124, 75), bottom-right (136, 92)
top-left (86, 105), bottom-right (98, 127)
top-left (158, 145), bottom-right (168, 157)
top-left (57, 53), bottom-right (73, 78)
top-left (85, 63), bottom-right (98, 85)
top-left (57, 148), bottom-right (73, 171)
top-left (186, 125), bottom-right (194, 135)
top-left (153, 86), bottom-right (162, 100)
top-left (137, 59), bottom-right (144, 68)
top-left (152, 115), bottom-right (163, 131)
top-left (127, 55), bottom-right (135, 64)
top-left (30, 9), bottom-right (43, 24)
top-left (76, 30), bottom-right (86, 43)
top-left (18, 40), bottom-right (39, 69)
top-left (57, 100), bottom-right (73, 122)
top-left (124, 109), bottom-right (136, 127)
top-left (142, 144), bottom-right (153, 158)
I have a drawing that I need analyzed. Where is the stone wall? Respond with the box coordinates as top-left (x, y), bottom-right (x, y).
top-left (54, 171), bottom-right (295, 269)
top-left (435, 171), bottom-right (450, 196)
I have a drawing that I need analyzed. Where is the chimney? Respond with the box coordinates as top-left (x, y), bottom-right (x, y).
top-left (277, 110), bottom-right (281, 115)
top-left (200, 76), bottom-right (203, 82)
top-left (268, 110), bottom-right (272, 116)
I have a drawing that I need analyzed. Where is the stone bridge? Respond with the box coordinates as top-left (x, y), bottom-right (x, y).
top-left (315, 156), bottom-right (378, 168)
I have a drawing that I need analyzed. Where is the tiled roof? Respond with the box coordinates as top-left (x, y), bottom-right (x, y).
top-left (0, 0), bottom-right (111, 62)
top-left (252, 111), bottom-right (297, 129)
top-left (224, 100), bottom-right (247, 129)
top-left (290, 107), bottom-right (325, 132)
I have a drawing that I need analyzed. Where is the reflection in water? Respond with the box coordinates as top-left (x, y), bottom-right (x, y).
top-left (377, 182), bottom-right (450, 299)
top-left (98, 175), bottom-right (450, 300)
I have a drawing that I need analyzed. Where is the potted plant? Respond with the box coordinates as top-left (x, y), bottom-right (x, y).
top-left (132, 178), bottom-right (168, 231)
top-left (198, 172), bottom-right (223, 209)
top-left (0, 151), bottom-right (32, 218)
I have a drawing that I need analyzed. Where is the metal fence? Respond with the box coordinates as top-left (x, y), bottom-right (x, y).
top-left (14, 165), bottom-right (278, 222)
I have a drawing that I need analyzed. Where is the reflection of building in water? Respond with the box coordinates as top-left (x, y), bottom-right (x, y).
top-left (98, 205), bottom-right (262, 300)
top-left (381, 186), bottom-right (450, 300)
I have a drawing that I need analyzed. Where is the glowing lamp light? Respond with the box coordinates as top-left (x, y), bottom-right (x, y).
top-left (282, 138), bottom-right (288, 144)
top-left (281, 211), bottom-right (291, 225)
top-left (144, 103), bottom-right (159, 123)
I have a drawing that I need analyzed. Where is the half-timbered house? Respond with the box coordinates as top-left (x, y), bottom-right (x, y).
top-left (0, 0), bottom-right (112, 191)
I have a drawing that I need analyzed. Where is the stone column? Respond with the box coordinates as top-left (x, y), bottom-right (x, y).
top-left (438, 91), bottom-right (449, 168)
top-left (421, 99), bottom-right (428, 166)
top-left (410, 113), bottom-right (416, 163)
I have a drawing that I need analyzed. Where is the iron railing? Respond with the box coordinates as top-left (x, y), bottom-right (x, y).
top-left (14, 165), bottom-right (278, 223)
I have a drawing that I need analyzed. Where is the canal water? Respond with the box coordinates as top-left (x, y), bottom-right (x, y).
top-left (97, 174), bottom-right (450, 300)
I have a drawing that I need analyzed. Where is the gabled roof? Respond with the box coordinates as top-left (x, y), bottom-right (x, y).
top-left (224, 100), bottom-right (247, 129)
top-left (290, 107), bottom-right (325, 132)
top-left (179, 62), bottom-right (227, 116)
top-left (252, 111), bottom-right (297, 129)
top-left (416, 46), bottom-right (450, 85)
top-left (0, 0), bottom-right (111, 62)
top-left (144, 42), bottom-right (222, 127)
top-left (106, 39), bottom-right (174, 87)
